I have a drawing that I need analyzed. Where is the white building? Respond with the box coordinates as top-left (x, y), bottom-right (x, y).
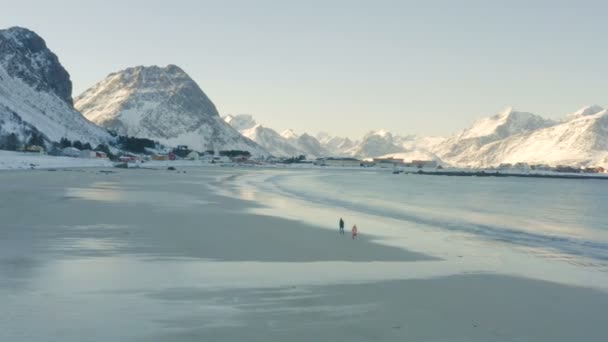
top-left (186, 151), bottom-right (199, 160)
top-left (61, 147), bottom-right (81, 157)
top-left (318, 158), bottom-right (361, 167)
top-left (79, 150), bottom-right (97, 159)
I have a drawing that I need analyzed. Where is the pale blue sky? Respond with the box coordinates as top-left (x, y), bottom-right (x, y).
top-left (2, 0), bottom-right (607, 138)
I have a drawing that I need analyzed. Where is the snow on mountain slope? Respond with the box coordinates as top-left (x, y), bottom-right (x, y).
top-left (292, 133), bottom-right (328, 158)
top-left (433, 107), bottom-right (556, 166)
top-left (281, 129), bottom-right (328, 157)
top-left (222, 115), bottom-right (305, 157)
top-left (347, 130), bottom-right (404, 157)
top-left (280, 129), bottom-right (299, 140)
top-left (319, 135), bottom-right (356, 156)
top-left (564, 105), bottom-right (604, 121)
top-left (0, 27), bottom-right (110, 145)
top-left (222, 116), bottom-right (328, 158)
top-left (431, 106), bottom-right (608, 167)
top-left (75, 65), bottom-right (265, 155)
top-left (241, 124), bottom-right (304, 157)
top-left (224, 114), bottom-right (256, 131)
top-left (346, 129), bottom-right (444, 161)
top-left (469, 109), bottom-right (608, 167)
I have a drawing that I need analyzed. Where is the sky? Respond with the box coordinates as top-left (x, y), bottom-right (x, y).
top-left (2, 0), bottom-right (607, 139)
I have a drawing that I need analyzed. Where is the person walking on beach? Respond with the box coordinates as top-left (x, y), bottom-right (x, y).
top-left (351, 224), bottom-right (358, 239)
top-left (339, 218), bottom-right (345, 235)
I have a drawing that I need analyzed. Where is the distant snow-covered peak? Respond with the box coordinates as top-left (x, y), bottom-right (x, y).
top-left (281, 129), bottom-right (299, 140)
top-left (316, 131), bottom-right (331, 143)
top-left (223, 114), bottom-right (257, 131)
top-left (566, 105), bottom-right (604, 121)
top-left (368, 129), bottom-right (392, 138)
top-left (458, 107), bottom-right (554, 140)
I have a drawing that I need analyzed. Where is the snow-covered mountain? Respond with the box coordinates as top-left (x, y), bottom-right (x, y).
top-left (223, 114), bottom-right (256, 131)
top-left (432, 106), bottom-right (608, 167)
top-left (240, 124), bottom-right (304, 157)
top-left (339, 129), bottom-right (441, 160)
top-left (280, 129), bottom-right (299, 141)
top-left (279, 129), bottom-right (328, 158)
top-left (564, 105), bottom-right (604, 122)
top-left (0, 27), bottom-right (110, 146)
top-left (292, 133), bottom-right (328, 158)
top-left (460, 107), bottom-right (608, 167)
top-left (75, 65), bottom-right (266, 154)
top-left (222, 115), bottom-right (327, 158)
top-left (346, 130), bottom-right (403, 157)
top-left (433, 107), bottom-right (556, 166)
top-left (316, 132), bottom-right (357, 156)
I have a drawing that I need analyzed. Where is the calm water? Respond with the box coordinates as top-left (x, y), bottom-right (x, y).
top-left (220, 168), bottom-right (608, 289)
top-left (268, 170), bottom-right (608, 261)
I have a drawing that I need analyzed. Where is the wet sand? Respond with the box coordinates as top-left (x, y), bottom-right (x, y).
top-left (1, 167), bottom-right (607, 341)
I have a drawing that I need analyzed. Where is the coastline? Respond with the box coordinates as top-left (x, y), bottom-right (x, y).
top-left (404, 169), bottom-right (608, 180)
top-left (1, 167), bottom-right (607, 341)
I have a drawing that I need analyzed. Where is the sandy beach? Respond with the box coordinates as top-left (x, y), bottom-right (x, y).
top-left (1, 166), bottom-right (607, 341)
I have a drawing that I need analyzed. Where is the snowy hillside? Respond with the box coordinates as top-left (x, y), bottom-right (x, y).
top-left (223, 115), bottom-right (326, 158)
top-left (432, 106), bottom-right (608, 167)
top-left (224, 114), bottom-right (256, 131)
top-left (466, 108), bottom-right (608, 167)
top-left (346, 130), bottom-right (402, 157)
top-left (0, 27), bottom-right (110, 146)
top-left (291, 133), bottom-right (328, 158)
top-left (75, 65), bottom-right (266, 155)
top-left (315, 132), bottom-right (356, 156)
top-left (433, 107), bottom-right (556, 166)
top-left (240, 124), bottom-right (304, 157)
top-left (564, 105), bottom-right (604, 122)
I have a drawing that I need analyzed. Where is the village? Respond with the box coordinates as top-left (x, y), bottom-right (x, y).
top-left (10, 140), bottom-right (608, 175)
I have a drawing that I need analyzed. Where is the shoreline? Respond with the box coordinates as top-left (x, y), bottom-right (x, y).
top-left (1, 167), bottom-right (608, 341)
top-left (404, 169), bottom-right (608, 180)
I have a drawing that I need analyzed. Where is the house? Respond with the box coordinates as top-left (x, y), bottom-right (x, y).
top-left (186, 151), bottom-right (199, 160)
top-left (318, 157), bottom-right (361, 167)
top-left (95, 151), bottom-right (108, 159)
top-left (152, 154), bottom-right (168, 161)
top-left (360, 161), bottom-right (375, 167)
top-left (498, 163), bottom-right (513, 169)
top-left (530, 164), bottom-right (552, 171)
top-left (513, 162), bottom-right (530, 171)
top-left (372, 157), bottom-right (405, 168)
top-left (79, 150), bottom-right (97, 159)
top-left (61, 147), bottom-right (81, 157)
top-left (118, 154), bottom-right (139, 163)
top-left (25, 145), bottom-right (45, 154)
top-left (200, 154), bottom-right (214, 162)
top-left (555, 165), bottom-right (580, 173)
top-left (214, 156), bottom-right (231, 163)
top-left (231, 156), bottom-right (249, 163)
top-left (583, 166), bottom-right (606, 173)
top-left (410, 160), bottom-right (438, 168)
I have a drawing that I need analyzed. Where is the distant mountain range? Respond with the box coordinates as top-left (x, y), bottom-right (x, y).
top-left (433, 106), bottom-right (608, 167)
top-left (224, 107), bottom-right (608, 168)
top-left (1, 26), bottom-right (606, 167)
top-left (222, 114), bottom-right (444, 161)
